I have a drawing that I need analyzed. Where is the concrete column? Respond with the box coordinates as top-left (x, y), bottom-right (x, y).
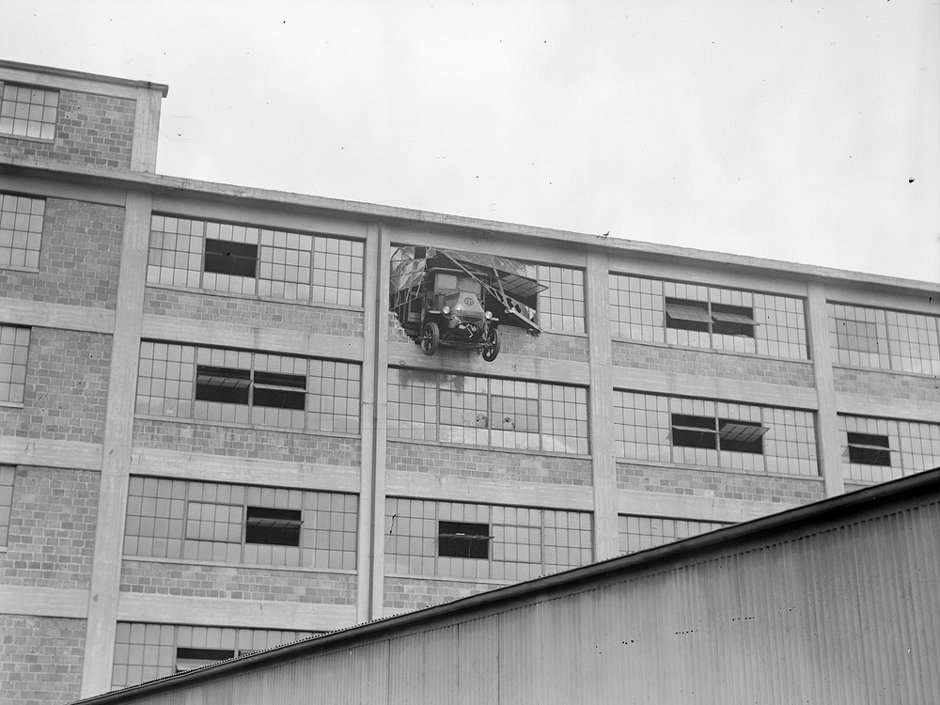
top-left (586, 252), bottom-right (619, 560)
top-left (130, 87), bottom-right (163, 173)
top-left (806, 283), bottom-right (844, 497)
top-left (80, 190), bottom-right (151, 696)
top-left (356, 222), bottom-right (383, 622)
top-left (365, 226), bottom-right (390, 619)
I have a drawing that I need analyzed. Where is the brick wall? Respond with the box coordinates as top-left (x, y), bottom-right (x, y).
top-left (120, 559), bottom-right (356, 604)
top-left (0, 329), bottom-right (111, 443)
top-left (834, 367), bottom-right (940, 403)
top-left (616, 462), bottom-right (824, 505)
top-left (0, 198), bottom-right (123, 308)
top-left (383, 576), bottom-right (504, 613)
top-left (613, 340), bottom-right (815, 387)
top-left (144, 288), bottom-right (365, 337)
top-left (0, 614), bottom-right (86, 705)
top-left (0, 466), bottom-right (98, 588)
top-left (132, 418), bottom-right (361, 468)
top-left (387, 440), bottom-right (593, 486)
top-left (0, 88), bottom-right (136, 169)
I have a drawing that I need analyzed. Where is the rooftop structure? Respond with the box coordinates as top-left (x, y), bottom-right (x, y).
top-left (0, 60), bottom-right (937, 703)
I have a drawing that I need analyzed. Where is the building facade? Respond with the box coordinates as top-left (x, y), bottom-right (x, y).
top-left (0, 60), bottom-right (937, 703)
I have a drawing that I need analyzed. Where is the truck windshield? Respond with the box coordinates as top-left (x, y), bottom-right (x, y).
top-left (436, 272), bottom-right (481, 294)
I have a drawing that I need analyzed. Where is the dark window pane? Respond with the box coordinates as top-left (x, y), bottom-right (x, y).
top-left (175, 648), bottom-right (235, 672)
top-left (847, 432), bottom-right (891, 466)
top-left (665, 298), bottom-right (710, 332)
top-left (671, 413), bottom-right (717, 449)
top-left (718, 419), bottom-right (766, 454)
top-left (196, 365), bottom-right (250, 404)
top-left (253, 386), bottom-right (305, 409)
top-left (438, 520), bottom-right (490, 559)
top-left (245, 506), bottom-right (301, 545)
top-left (254, 371), bottom-right (306, 388)
top-left (711, 304), bottom-right (756, 337)
top-left (204, 238), bottom-right (257, 277)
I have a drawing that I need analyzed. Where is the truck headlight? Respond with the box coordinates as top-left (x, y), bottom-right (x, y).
top-left (485, 310), bottom-right (492, 320)
top-left (442, 306), bottom-right (451, 315)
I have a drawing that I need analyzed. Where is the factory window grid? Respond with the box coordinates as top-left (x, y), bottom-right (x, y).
top-left (0, 325), bottom-right (29, 404)
top-left (828, 302), bottom-right (940, 375)
top-left (608, 273), bottom-right (808, 360)
top-left (0, 192), bottom-right (44, 270)
top-left (839, 414), bottom-right (940, 484)
top-left (617, 514), bottom-right (731, 555)
top-left (387, 367), bottom-right (589, 455)
top-left (385, 497), bottom-right (593, 582)
top-left (111, 622), bottom-right (318, 689)
top-left (532, 264), bottom-right (586, 334)
top-left (613, 390), bottom-right (818, 477)
top-left (123, 476), bottom-right (358, 569)
top-left (0, 83), bottom-right (58, 140)
top-left (0, 465), bottom-right (14, 547)
top-left (147, 214), bottom-right (364, 307)
top-left (136, 341), bottom-right (360, 434)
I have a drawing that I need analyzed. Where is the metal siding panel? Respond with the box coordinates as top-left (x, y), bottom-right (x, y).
top-left (457, 617), bottom-right (499, 705)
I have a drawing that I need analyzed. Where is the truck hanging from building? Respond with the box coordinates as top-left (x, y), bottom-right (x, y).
top-left (389, 246), bottom-right (546, 361)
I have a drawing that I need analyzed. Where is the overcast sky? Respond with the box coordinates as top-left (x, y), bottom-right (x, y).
top-left (3, 1), bottom-right (938, 282)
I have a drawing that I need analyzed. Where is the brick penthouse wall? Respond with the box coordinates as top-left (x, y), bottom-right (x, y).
top-left (0, 88), bottom-right (135, 169)
top-left (0, 198), bottom-right (123, 308)
top-left (144, 288), bottom-right (365, 337)
top-left (0, 329), bottom-right (111, 443)
top-left (120, 560), bottom-right (356, 604)
top-left (834, 367), bottom-right (940, 404)
top-left (616, 462), bottom-right (824, 506)
top-left (0, 466), bottom-right (98, 588)
top-left (0, 615), bottom-right (85, 705)
top-left (387, 440), bottom-right (593, 486)
top-left (612, 340), bottom-right (815, 387)
top-left (383, 576), bottom-right (503, 613)
top-left (133, 418), bottom-right (361, 468)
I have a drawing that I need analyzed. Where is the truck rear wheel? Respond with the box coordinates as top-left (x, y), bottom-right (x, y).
top-left (420, 321), bottom-right (440, 355)
top-left (481, 327), bottom-right (500, 362)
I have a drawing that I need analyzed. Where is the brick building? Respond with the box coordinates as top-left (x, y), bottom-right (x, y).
top-left (0, 60), bottom-right (937, 703)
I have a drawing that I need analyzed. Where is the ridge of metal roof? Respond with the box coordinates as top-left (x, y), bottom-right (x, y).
top-left (71, 467), bottom-right (940, 704)
top-left (0, 157), bottom-right (937, 297)
top-left (0, 59), bottom-right (169, 96)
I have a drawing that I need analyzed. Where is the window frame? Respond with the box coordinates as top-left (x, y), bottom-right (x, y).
top-left (0, 82), bottom-right (59, 141)
top-left (0, 191), bottom-right (45, 271)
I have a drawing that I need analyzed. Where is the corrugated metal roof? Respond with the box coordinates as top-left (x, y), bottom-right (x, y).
top-left (72, 468), bottom-right (940, 704)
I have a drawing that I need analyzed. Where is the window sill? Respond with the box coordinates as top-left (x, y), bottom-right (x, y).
top-left (831, 362), bottom-right (940, 381)
top-left (0, 132), bottom-right (55, 144)
top-left (610, 337), bottom-right (813, 365)
top-left (613, 457), bottom-right (823, 482)
top-left (0, 264), bottom-right (40, 274)
top-left (144, 282), bottom-right (365, 314)
top-left (386, 436), bottom-right (592, 461)
top-left (0, 401), bottom-right (25, 410)
top-left (134, 413), bottom-right (362, 441)
top-left (121, 555), bottom-right (357, 575)
top-left (385, 572), bottom-right (516, 586)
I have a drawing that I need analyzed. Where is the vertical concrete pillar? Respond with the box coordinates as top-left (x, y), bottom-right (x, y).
top-left (586, 252), bottom-right (619, 560)
top-left (806, 283), bottom-right (844, 497)
top-left (356, 223), bottom-right (385, 621)
top-left (80, 190), bottom-right (151, 696)
top-left (130, 87), bottom-right (164, 173)
top-left (363, 226), bottom-right (390, 619)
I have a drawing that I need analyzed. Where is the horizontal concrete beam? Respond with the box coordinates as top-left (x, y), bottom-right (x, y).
top-left (0, 585), bottom-right (88, 619)
top-left (0, 435), bottom-right (102, 471)
top-left (0, 297), bottom-right (114, 335)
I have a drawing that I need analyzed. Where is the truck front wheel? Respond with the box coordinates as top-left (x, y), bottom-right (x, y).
top-left (420, 321), bottom-right (440, 355)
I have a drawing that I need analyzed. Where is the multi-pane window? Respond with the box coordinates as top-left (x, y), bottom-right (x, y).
top-left (613, 390), bottom-right (818, 477)
top-left (828, 303), bottom-right (940, 375)
top-left (147, 215), bottom-right (364, 306)
top-left (608, 274), bottom-right (808, 360)
top-left (385, 497), bottom-right (593, 581)
top-left (124, 476), bottom-right (358, 569)
top-left (617, 514), bottom-right (730, 555)
top-left (0, 83), bottom-right (58, 140)
top-left (840, 415), bottom-right (940, 484)
top-left (0, 465), bottom-right (14, 547)
top-left (388, 368), bottom-right (589, 455)
top-left (0, 192), bottom-right (44, 269)
top-left (136, 341), bottom-right (360, 433)
top-left (0, 325), bottom-right (29, 404)
top-left (532, 265), bottom-right (586, 334)
top-left (112, 622), bottom-right (317, 689)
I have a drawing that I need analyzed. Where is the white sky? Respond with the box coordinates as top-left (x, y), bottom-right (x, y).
top-left (3, 0), bottom-right (938, 282)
